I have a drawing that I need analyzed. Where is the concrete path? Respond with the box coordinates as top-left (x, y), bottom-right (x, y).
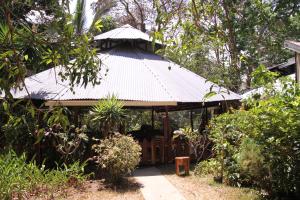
top-left (133, 167), bottom-right (186, 200)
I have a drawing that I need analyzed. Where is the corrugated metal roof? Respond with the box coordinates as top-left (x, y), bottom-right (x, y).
top-left (94, 24), bottom-right (155, 43)
top-left (10, 46), bottom-right (241, 103)
top-left (268, 57), bottom-right (295, 71)
top-left (242, 74), bottom-right (295, 99)
top-left (284, 40), bottom-right (300, 53)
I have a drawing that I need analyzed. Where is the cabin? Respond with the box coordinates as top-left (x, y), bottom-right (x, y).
top-left (243, 40), bottom-right (300, 99)
top-left (7, 25), bottom-right (241, 165)
top-left (284, 40), bottom-right (300, 83)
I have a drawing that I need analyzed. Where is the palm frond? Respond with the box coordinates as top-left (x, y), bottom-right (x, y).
top-left (73, 0), bottom-right (86, 34)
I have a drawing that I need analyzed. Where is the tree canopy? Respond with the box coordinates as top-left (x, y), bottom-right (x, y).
top-left (0, 0), bottom-right (100, 99)
top-left (1, 0), bottom-right (299, 96)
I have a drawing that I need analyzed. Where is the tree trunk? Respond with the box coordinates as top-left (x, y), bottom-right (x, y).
top-left (222, 0), bottom-right (240, 92)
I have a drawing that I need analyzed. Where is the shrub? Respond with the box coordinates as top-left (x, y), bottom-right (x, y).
top-left (236, 138), bottom-right (265, 182)
top-left (1, 101), bottom-right (38, 155)
top-left (208, 78), bottom-right (300, 197)
top-left (93, 133), bottom-right (141, 184)
top-left (0, 150), bottom-right (88, 200)
top-left (44, 123), bottom-right (89, 164)
top-left (194, 158), bottom-right (221, 177)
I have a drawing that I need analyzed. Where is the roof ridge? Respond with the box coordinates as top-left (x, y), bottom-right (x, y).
top-left (108, 26), bottom-right (128, 38)
top-left (134, 49), bottom-right (177, 101)
top-left (120, 24), bottom-right (133, 28)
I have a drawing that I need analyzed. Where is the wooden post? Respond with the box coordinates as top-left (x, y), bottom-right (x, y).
top-left (74, 108), bottom-right (79, 127)
top-left (190, 109), bottom-right (194, 131)
top-left (296, 53), bottom-right (300, 83)
top-left (163, 107), bottom-right (169, 140)
top-left (151, 107), bottom-right (154, 130)
top-left (163, 106), bottom-right (170, 163)
top-left (151, 139), bottom-right (156, 165)
top-left (205, 107), bottom-right (208, 125)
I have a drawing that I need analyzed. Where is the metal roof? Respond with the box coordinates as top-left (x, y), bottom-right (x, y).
top-left (242, 74), bottom-right (295, 99)
top-left (284, 40), bottom-right (300, 53)
top-left (268, 57), bottom-right (295, 76)
top-left (7, 25), bottom-right (240, 106)
top-left (9, 46), bottom-right (240, 104)
top-left (94, 24), bottom-right (158, 43)
top-left (268, 57), bottom-right (295, 71)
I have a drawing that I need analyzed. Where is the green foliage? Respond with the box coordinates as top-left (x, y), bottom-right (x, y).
top-left (236, 138), bottom-right (265, 183)
top-left (45, 107), bottom-right (70, 129)
top-left (0, 1), bottom-right (101, 98)
top-left (90, 16), bottom-right (116, 35)
top-left (1, 103), bottom-right (89, 165)
top-left (125, 110), bottom-right (160, 132)
top-left (250, 65), bottom-right (279, 88)
top-left (194, 158), bottom-right (221, 177)
top-left (173, 127), bottom-right (212, 161)
top-left (90, 95), bottom-right (126, 137)
top-left (154, 0), bottom-right (300, 92)
top-left (208, 78), bottom-right (300, 197)
top-left (0, 151), bottom-right (87, 200)
top-left (1, 100), bottom-right (39, 155)
top-left (89, 0), bottom-right (117, 35)
top-left (92, 133), bottom-right (141, 184)
top-left (45, 124), bottom-right (88, 164)
top-left (74, 0), bottom-right (86, 34)
top-left (0, 1), bottom-right (101, 160)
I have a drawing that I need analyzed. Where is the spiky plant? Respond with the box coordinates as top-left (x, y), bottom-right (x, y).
top-left (90, 95), bottom-right (126, 137)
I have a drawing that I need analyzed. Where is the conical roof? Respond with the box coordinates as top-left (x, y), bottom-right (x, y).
top-left (8, 25), bottom-right (241, 107)
top-left (94, 24), bottom-right (157, 43)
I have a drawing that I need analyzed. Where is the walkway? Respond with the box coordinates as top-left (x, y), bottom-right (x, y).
top-left (133, 167), bottom-right (186, 200)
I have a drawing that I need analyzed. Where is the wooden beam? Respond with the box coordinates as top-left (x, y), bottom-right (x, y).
top-left (190, 109), bottom-right (194, 131)
top-left (296, 53), bottom-right (300, 83)
top-left (151, 107), bottom-right (154, 130)
top-left (163, 106), bottom-right (170, 164)
top-left (45, 100), bottom-right (177, 107)
top-left (163, 106), bottom-right (169, 141)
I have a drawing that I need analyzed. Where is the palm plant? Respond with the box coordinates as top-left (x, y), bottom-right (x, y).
top-left (90, 95), bottom-right (127, 137)
top-left (73, 0), bottom-right (116, 35)
top-left (73, 0), bottom-right (86, 34)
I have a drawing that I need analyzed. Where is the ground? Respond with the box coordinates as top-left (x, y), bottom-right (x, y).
top-left (65, 178), bottom-right (144, 200)
top-left (33, 165), bottom-right (259, 200)
top-left (158, 165), bottom-right (260, 200)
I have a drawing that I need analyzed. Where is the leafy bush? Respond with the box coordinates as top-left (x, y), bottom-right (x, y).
top-left (90, 95), bottom-right (127, 137)
top-left (44, 123), bottom-right (89, 164)
top-left (0, 151), bottom-right (88, 200)
top-left (93, 133), bottom-right (141, 184)
top-left (194, 158), bottom-right (221, 177)
top-left (208, 78), bottom-right (300, 197)
top-left (1, 101), bottom-right (38, 155)
top-left (1, 103), bottom-right (88, 166)
top-left (173, 127), bottom-right (212, 161)
top-left (236, 138), bottom-right (265, 182)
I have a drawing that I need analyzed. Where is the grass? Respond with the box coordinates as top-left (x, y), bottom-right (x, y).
top-left (0, 151), bottom-right (88, 200)
top-left (158, 164), bottom-right (260, 200)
